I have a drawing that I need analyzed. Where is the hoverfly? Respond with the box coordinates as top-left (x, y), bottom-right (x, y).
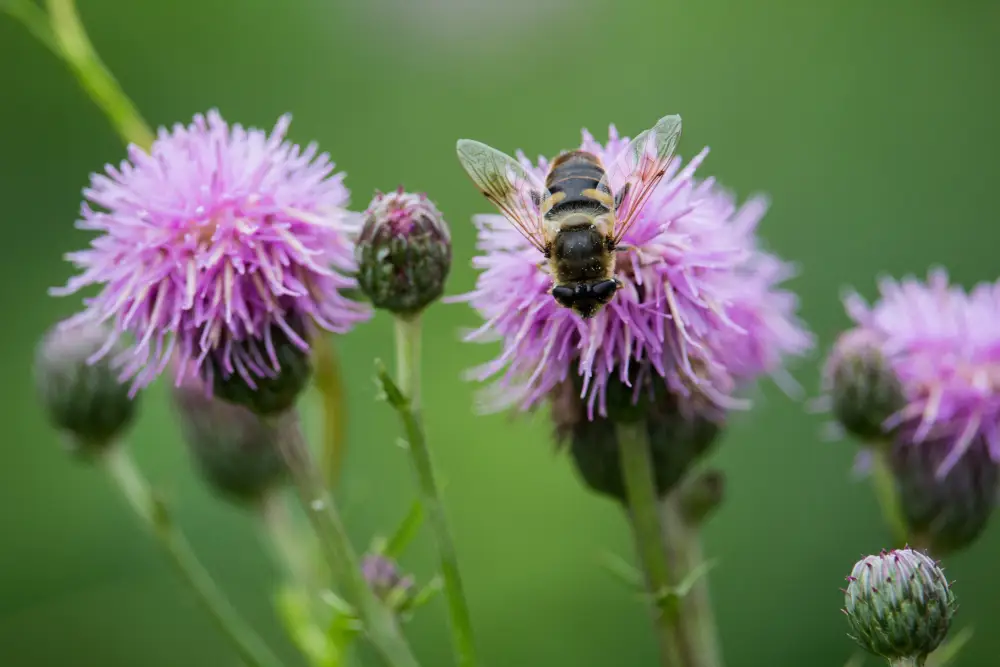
top-left (456, 114), bottom-right (682, 319)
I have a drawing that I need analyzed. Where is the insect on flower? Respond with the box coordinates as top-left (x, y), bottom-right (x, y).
top-left (456, 114), bottom-right (682, 319)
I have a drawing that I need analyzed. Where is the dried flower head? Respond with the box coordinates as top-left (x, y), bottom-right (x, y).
top-left (451, 125), bottom-right (812, 418)
top-left (838, 269), bottom-right (1000, 477)
top-left (356, 187), bottom-right (452, 317)
top-left (52, 110), bottom-right (369, 397)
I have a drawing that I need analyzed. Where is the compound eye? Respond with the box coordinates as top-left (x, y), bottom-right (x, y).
top-left (552, 285), bottom-right (575, 308)
top-left (591, 279), bottom-right (619, 300)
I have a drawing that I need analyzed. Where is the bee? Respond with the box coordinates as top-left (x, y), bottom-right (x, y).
top-left (456, 114), bottom-right (682, 319)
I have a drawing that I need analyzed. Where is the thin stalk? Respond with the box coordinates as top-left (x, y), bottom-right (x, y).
top-left (274, 419), bottom-right (421, 667)
top-left (870, 445), bottom-right (908, 548)
top-left (659, 491), bottom-right (724, 667)
top-left (101, 447), bottom-right (287, 667)
top-left (889, 657), bottom-right (925, 667)
top-left (387, 315), bottom-right (478, 667)
top-left (3, 0), bottom-right (61, 56)
top-left (616, 422), bottom-right (685, 667)
top-left (258, 491), bottom-right (315, 588)
top-left (45, 0), bottom-right (155, 149)
top-left (313, 335), bottom-right (349, 490)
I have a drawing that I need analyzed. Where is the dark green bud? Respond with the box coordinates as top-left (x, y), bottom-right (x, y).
top-left (34, 319), bottom-right (139, 455)
top-left (355, 187), bottom-right (451, 317)
top-left (823, 328), bottom-right (905, 442)
top-left (890, 432), bottom-right (999, 556)
top-left (551, 365), bottom-right (724, 503)
top-left (171, 374), bottom-right (292, 505)
top-left (209, 318), bottom-right (312, 416)
top-left (843, 548), bottom-right (954, 663)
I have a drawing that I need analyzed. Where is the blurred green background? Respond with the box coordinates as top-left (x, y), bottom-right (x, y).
top-left (2, 0), bottom-right (999, 665)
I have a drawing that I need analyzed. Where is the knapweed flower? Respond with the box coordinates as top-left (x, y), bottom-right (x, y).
top-left (51, 110), bottom-right (369, 399)
top-left (833, 269), bottom-right (1000, 477)
top-left (356, 187), bottom-right (452, 317)
top-left (452, 125), bottom-right (812, 419)
top-left (843, 548), bottom-right (954, 663)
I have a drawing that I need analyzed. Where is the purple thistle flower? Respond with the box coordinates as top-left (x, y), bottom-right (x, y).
top-left (51, 110), bottom-right (370, 396)
top-left (450, 125), bottom-right (813, 418)
top-left (840, 268), bottom-right (1000, 476)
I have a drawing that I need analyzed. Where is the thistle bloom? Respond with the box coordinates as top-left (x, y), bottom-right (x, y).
top-left (452, 125), bottom-right (812, 417)
top-left (837, 269), bottom-right (1000, 477)
top-left (52, 110), bottom-right (369, 396)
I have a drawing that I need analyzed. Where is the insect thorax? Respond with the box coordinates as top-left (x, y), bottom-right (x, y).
top-left (550, 225), bottom-right (614, 284)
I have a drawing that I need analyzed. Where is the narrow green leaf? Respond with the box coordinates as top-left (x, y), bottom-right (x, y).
top-left (384, 499), bottom-right (426, 558)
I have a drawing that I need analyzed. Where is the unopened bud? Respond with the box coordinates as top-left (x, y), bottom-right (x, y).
top-left (34, 319), bottom-right (138, 454)
top-left (823, 328), bottom-right (905, 442)
top-left (209, 318), bottom-right (312, 416)
top-left (171, 373), bottom-right (291, 504)
top-left (362, 553), bottom-right (415, 610)
top-left (890, 432), bottom-right (999, 556)
top-left (843, 548), bottom-right (954, 662)
top-left (355, 188), bottom-right (452, 317)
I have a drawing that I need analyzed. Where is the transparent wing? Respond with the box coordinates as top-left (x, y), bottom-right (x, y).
top-left (599, 114), bottom-right (682, 245)
top-left (456, 139), bottom-right (550, 253)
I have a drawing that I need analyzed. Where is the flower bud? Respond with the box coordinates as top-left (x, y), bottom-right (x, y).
top-left (889, 433), bottom-right (999, 556)
top-left (355, 188), bottom-right (452, 317)
top-left (552, 367), bottom-right (723, 503)
top-left (823, 328), bottom-right (905, 442)
top-left (170, 373), bottom-right (292, 504)
top-left (362, 553), bottom-right (415, 610)
top-left (209, 318), bottom-right (312, 416)
top-left (843, 548), bottom-right (954, 662)
top-left (34, 320), bottom-right (138, 454)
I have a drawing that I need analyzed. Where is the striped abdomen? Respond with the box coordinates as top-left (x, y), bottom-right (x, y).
top-left (544, 150), bottom-right (612, 220)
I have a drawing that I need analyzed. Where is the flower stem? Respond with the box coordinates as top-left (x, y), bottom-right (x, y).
top-left (616, 422), bottom-right (685, 667)
top-left (386, 315), bottom-right (479, 667)
top-left (888, 656), bottom-right (925, 667)
top-left (44, 0), bottom-right (155, 149)
top-left (274, 418), bottom-right (422, 667)
top-left (3, 0), bottom-right (60, 55)
top-left (101, 447), bottom-right (287, 667)
top-left (313, 335), bottom-right (349, 490)
top-left (870, 444), bottom-right (908, 548)
top-left (257, 491), bottom-right (315, 589)
top-left (658, 490), bottom-right (724, 667)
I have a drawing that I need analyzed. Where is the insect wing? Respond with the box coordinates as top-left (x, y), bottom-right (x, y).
top-left (456, 139), bottom-right (550, 253)
top-left (600, 114), bottom-right (682, 244)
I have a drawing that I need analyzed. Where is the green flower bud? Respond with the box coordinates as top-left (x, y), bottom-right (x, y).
top-left (210, 318), bottom-right (312, 417)
top-left (890, 434), bottom-right (998, 556)
top-left (355, 188), bottom-right (452, 317)
top-left (843, 548), bottom-right (954, 663)
top-left (823, 328), bottom-right (905, 442)
top-left (34, 320), bottom-right (139, 455)
top-left (551, 363), bottom-right (724, 503)
top-left (171, 373), bottom-right (292, 505)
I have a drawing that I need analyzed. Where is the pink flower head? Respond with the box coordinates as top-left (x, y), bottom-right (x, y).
top-left (451, 125), bottom-right (813, 418)
top-left (52, 110), bottom-right (369, 395)
top-left (842, 268), bottom-right (1000, 476)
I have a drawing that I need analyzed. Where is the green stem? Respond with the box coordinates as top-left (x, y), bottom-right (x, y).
top-left (389, 315), bottom-right (479, 667)
top-left (258, 491), bottom-right (315, 589)
top-left (3, 0), bottom-right (60, 55)
top-left (313, 335), bottom-right (349, 490)
top-left (101, 447), bottom-right (288, 667)
top-left (44, 0), bottom-right (155, 149)
top-left (870, 445), bottom-right (908, 548)
top-left (274, 419), bottom-right (421, 667)
top-left (616, 423), bottom-right (685, 667)
top-left (659, 490), bottom-right (724, 667)
top-left (888, 656), bottom-right (925, 667)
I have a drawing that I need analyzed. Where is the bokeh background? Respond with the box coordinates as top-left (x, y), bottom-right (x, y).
top-left (2, 0), bottom-right (999, 665)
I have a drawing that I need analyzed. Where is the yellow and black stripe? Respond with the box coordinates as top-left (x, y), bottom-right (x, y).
top-left (544, 151), bottom-right (613, 218)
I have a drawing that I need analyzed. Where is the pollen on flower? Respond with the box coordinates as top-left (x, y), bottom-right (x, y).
top-left (51, 109), bottom-right (370, 396)
top-left (450, 124), bottom-right (812, 418)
